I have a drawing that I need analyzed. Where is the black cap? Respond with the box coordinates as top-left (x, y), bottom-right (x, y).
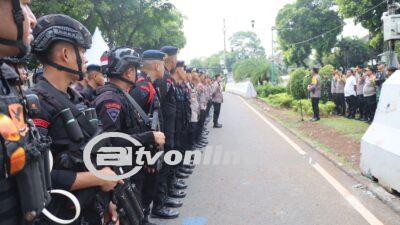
top-left (160, 46), bottom-right (178, 56)
top-left (176, 60), bottom-right (185, 68)
top-left (388, 66), bottom-right (398, 72)
top-left (142, 50), bottom-right (167, 61)
top-left (185, 66), bottom-right (193, 73)
top-left (87, 64), bottom-right (101, 73)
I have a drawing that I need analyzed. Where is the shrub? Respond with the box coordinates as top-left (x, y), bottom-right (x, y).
top-left (292, 99), bottom-right (313, 116)
top-left (319, 101), bottom-right (335, 116)
top-left (256, 84), bottom-right (286, 98)
top-left (288, 68), bottom-right (309, 100)
top-left (292, 99), bottom-right (335, 117)
top-left (266, 93), bottom-right (294, 108)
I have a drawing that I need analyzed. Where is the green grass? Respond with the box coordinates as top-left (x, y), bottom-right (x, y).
top-left (319, 117), bottom-right (369, 141)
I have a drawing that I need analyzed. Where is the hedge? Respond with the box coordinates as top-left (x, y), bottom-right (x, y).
top-left (266, 94), bottom-right (335, 117)
top-left (266, 93), bottom-right (293, 108)
top-left (256, 84), bottom-right (286, 98)
top-left (287, 68), bottom-right (308, 100)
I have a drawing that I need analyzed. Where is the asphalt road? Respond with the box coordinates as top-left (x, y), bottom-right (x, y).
top-left (153, 93), bottom-right (400, 225)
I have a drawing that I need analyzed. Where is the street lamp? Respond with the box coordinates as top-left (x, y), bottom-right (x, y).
top-left (270, 26), bottom-right (292, 84)
top-left (271, 26), bottom-right (276, 84)
top-left (251, 20), bottom-right (255, 30)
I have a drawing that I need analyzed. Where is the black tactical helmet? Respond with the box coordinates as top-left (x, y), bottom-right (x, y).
top-left (107, 47), bottom-right (141, 77)
top-left (0, 0), bottom-right (30, 58)
top-left (32, 14), bottom-right (92, 81)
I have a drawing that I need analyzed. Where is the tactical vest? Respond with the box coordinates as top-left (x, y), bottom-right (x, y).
top-left (32, 78), bottom-right (107, 225)
top-left (96, 84), bottom-right (146, 134)
top-left (0, 62), bottom-right (51, 225)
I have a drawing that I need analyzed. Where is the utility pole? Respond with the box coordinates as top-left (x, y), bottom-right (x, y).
top-left (271, 26), bottom-right (275, 84)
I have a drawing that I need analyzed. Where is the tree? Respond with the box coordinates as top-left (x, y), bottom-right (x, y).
top-left (322, 37), bottom-right (372, 68)
top-left (190, 51), bottom-right (238, 76)
top-left (232, 59), bottom-right (279, 85)
top-left (336, 0), bottom-right (387, 53)
top-left (229, 31), bottom-right (265, 59)
top-left (276, 0), bottom-right (343, 66)
top-left (31, 0), bottom-right (186, 50)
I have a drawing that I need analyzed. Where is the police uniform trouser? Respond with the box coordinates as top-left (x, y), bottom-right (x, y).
top-left (336, 93), bottom-right (346, 115)
top-left (142, 171), bottom-right (158, 212)
top-left (213, 102), bottom-right (221, 125)
top-left (196, 110), bottom-right (206, 141)
top-left (311, 97), bottom-right (320, 119)
top-left (154, 159), bottom-right (174, 208)
top-left (364, 95), bottom-right (377, 121)
top-left (345, 95), bottom-right (357, 117)
top-left (205, 101), bottom-right (213, 117)
top-left (356, 95), bottom-right (365, 118)
top-left (188, 122), bottom-right (197, 149)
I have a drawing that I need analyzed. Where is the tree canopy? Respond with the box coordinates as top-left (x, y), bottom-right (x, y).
top-left (229, 31), bottom-right (266, 59)
top-left (276, 0), bottom-right (343, 66)
top-left (31, 0), bottom-right (186, 50)
top-left (336, 0), bottom-right (386, 53)
top-left (323, 37), bottom-right (372, 68)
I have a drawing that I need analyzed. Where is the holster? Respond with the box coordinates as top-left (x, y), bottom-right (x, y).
top-left (114, 182), bottom-right (144, 225)
top-left (15, 136), bottom-right (52, 223)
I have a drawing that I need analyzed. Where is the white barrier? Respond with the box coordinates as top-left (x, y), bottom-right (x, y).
top-left (225, 80), bottom-right (257, 98)
top-left (360, 71), bottom-right (400, 192)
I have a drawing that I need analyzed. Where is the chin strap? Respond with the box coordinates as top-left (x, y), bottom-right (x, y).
top-left (44, 46), bottom-right (85, 81)
top-left (0, 0), bottom-right (30, 58)
top-left (113, 76), bottom-right (136, 87)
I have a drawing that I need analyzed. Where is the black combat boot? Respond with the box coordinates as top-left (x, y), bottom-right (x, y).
top-left (164, 197), bottom-right (183, 208)
top-left (151, 206), bottom-right (179, 219)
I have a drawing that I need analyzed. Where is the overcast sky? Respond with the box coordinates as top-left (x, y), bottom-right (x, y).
top-left (169, 0), bottom-right (369, 61)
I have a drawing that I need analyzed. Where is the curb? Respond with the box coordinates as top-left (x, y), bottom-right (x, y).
top-left (249, 97), bottom-right (400, 215)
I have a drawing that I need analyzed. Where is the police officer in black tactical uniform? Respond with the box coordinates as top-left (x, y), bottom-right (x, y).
top-left (30, 14), bottom-right (122, 225)
top-left (171, 61), bottom-right (190, 181)
top-left (130, 49), bottom-right (183, 225)
top-left (82, 64), bottom-right (105, 106)
top-left (173, 61), bottom-right (194, 176)
top-left (94, 47), bottom-right (166, 224)
top-left (0, 1), bottom-right (53, 225)
top-left (151, 46), bottom-right (184, 219)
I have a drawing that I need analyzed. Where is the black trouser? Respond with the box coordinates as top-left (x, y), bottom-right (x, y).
top-left (364, 95), bottom-right (377, 122)
top-left (195, 110), bottom-right (206, 142)
top-left (332, 93), bottom-right (338, 113)
top-left (311, 97), bottom-right (320, 119)
top-left (336, 93), bottom-right (346, 115)
top-left (188, 122), bottom-right (197, 149)
top-left (345, 95), bottom-right (357, 117)
top-left (213, 102), bottom-right (221, 125)
top-left (142, 171), bottom-right (158, 214)
top-left (153, 158), bottom-right (174, 208)
top-left (205, 101), bottom-right (213, 117)
top-left (356, 95), bottom-right (366, 119)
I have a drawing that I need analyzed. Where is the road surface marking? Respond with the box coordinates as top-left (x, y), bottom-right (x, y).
top-left (239, 96), bottom-right (384, 225)
top-left (182, 217), bottom-right (208, 225)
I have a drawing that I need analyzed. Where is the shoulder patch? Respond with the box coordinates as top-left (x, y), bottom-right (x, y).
top-left (105, 102), bottom-right (122, 110)
top-left (107, 108), bottom-right (120, 122)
